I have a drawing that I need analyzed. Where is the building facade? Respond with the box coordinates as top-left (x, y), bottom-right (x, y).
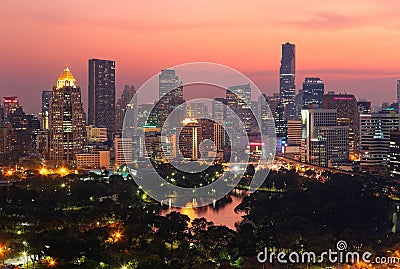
top-left (88, 59), bottom-right (116, 138)
top-left (360, 110), bottom-right (400, 175)
top-left (49, 66), bottom-right (85, 167)
top-left (280, 42), bottom-right (296, 120)
top-left (302, 77), bottom-right (324, 109)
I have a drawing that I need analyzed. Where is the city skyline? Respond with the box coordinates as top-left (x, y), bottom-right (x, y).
top-left (1, 0), bottom-right (400, 113)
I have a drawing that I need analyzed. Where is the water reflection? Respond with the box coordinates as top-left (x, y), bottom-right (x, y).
top-left (162, 189), bottom-right (248, 230)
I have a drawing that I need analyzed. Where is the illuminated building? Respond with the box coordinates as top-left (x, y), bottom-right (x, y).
top-left (0, 127), bottom-right (9, 155)
top-left (3, 96), bottom-right (19, 119)
top-left (226, 83), bottom-right (252, 133)
top-left (280, 42), bottom-right (296, 119)
top-left (397, 80), bottom-right (400, 104)
top-left (212, 98), bottom-right (226, 122)
top-left (322, 93), bottom-right (359, 156)
top-left (187, 103), bottom-right (209, 118)
top-left (86, 125), bottom-right (108, 143)
top-left (389, 131), bottom-right (400, 178)
top-left (41, 90), bottom-right (52, 130)
top-left (88, 59), bottom-right (116, 138)
top-left (114, 134), bottom-right (132, 166)
top-left (360, 110), bottom-right (400, 175)
top-left (302, 77), bottom-right (324, 108)
top-left (156, 69), bottom-right (184, 130)
top-left (357, 99), bottom-right (371, 114)
top-left (178, 118), bottom-right (200, 160)
top-left (75, 150), bottom-right (110, 169)
top-left (301, 109), bottom-right (349, 167)
top-left (116, 85), bottom-right (136, 132)
top-left (49, 66), bottom-right (85, 167)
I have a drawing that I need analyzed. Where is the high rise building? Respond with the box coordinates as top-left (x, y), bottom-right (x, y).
top-left (302, 77), bottom-right (324, 108)
top-left (41, 90), bottom-right (52, 130)
top-left (86, 125), bottom-right (108, 143)
top-left (321, 93), bottom-right (359, 158)
top-left (88, 58), bottom-right (116, 138)
top-left (280, 42), bottom-right (296, 119)
top-left (360, 110), bottom-right (400, 175)
top-left (212, 98), bottom-right (226, 123)
top-left (389, 131), bottom-right (400, 178)
top-left (187, 103), bottom-right (208, 118)
top-left (156, 69), bottom-right (184, 130)
top-left (114, 134), bottom-right (132, 167)
top-left (3, 96), bottom-right (19, 119)
top-left (301, 109), bottom-right (349, 167)
top-left (397, 80), bottom-right (400, 104)
top-left (115, 85), bottom-right (136, 131)
top-left (178, 118), bottom-right (200, 160)
top-left (49, 66), bottom-right (85, 167)
top-left (226, 83), bottom-right (252, 133)
top-left (357, 99), bottom-right (371, 114)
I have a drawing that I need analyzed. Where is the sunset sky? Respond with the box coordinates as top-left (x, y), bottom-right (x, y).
top-left (1, 0), bottom-right (400, 113)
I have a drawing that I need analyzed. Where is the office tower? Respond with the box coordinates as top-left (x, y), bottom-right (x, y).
top-left (41, 90), bottom-right (52, 130)
top-left (259, 94), bottom-right (276, 138)
top-left (33, 130), bottom-right (49, 159)
top-left (88, 58), bottom-right (116, 137)
top-left (301, 109), bottom-right (349, 167)
top-left (280, 42), bottom-right (296, 119)
top-left (75, 151), bottom-right (110, 169)
top-left (114, 134), bottom-right (132, 166)
top-left (115, 85), bottom-right (136, 131)
top-left (3, 96), bottom-right (19, 119)
top-left (389, 131), bottom-right (400, 178)
top-left (187, 103), bottom-right (208, 118)
top-left (397, 80), bottom-right (400, 104)
top-left (226, 83), bottom-right (252, 133)
top-left (138, 103), bottom-right (155, 129)
top-left (287, 120), bottom-right (302, 145)
top-left (357, 99), bottom-right (371, 114)
top-left (360, 110), bottom-right (400, 175)
top-left (156, 69), bottom-right (184, 129)
top-left (86, 125), bottom-right (108, 143)
top-left (321, 93), bottom-right (359, 158)
top-left (0, 127), bottom-right (9, 155)
top-left (294, 89), bottom-right (303, 120)
top-left (178, 118), bottom-right (200, 160)
top-left (0, 104), bottom-right (4, 127)
top-left (302, 77), bottom-right (324, 108)
top-left (49, 66), bottom-right (85, 167)
top-left (212, 98), bottom-right (226, 122)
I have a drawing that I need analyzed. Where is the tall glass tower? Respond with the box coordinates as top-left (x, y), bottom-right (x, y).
top-left (279, 42), bottom-right (296, 119)
top-left (88, 58), bottom-right (116, 138)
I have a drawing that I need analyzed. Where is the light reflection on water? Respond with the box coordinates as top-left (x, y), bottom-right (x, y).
top-left (161, 189), bottom-right (248, 230)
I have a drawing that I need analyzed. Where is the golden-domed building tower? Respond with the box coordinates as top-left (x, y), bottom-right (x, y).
top-left (49, 66), bottom-right (85, 167)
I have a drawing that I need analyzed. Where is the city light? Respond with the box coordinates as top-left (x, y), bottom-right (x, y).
top-left (40, 167), bottom-right (50, 176)
top-left (58, 167), bottom-right (69, 176)
top-left (6, 170), bottom-right (13, 176)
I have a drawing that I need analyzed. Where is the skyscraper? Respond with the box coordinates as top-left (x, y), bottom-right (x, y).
top-left (3, 96), bottom-right (19, 119)
top-left (156, 69), bottom-right (184, 129)
top-left (49, 66), bottom-right (85, 167)
top-left (397, 80), bottom-right (400, 104)
top-left (115, 85), bottom-right (136, 131)
top-left (226, 83), bottom-right (252, 133)
top-left (302, 77), bottom-right (324, 108)
top-left (88, 58), bottom-right (116, 138)
top-left (360, 110), bottom-right (400, 175)
top-left (301, 109), bottom-right (349, 167)
top-left (322, 93), bottom-right (359, 157)
top-left (280, 42), bottom-right (296, 119)
top-left (212, 98), bottom-right (226, 123)
top-left (41, 90), bottom-right (52, 130)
